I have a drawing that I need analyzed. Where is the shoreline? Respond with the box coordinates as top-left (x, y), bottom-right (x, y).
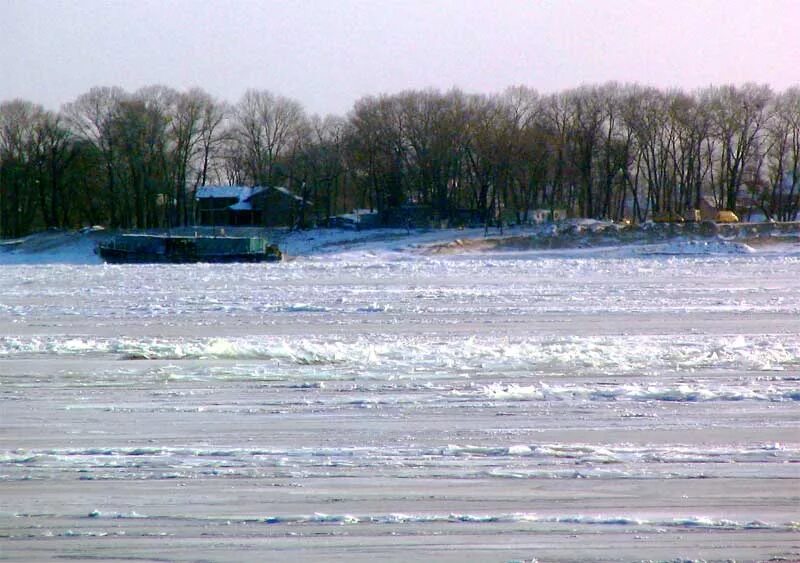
top-left (2, 220), bottom-right (800, 264)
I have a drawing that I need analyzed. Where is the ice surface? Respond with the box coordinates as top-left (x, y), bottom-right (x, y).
top-left (1, 225), bottom-right (799, 561)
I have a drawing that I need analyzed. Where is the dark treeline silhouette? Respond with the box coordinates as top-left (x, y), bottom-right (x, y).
top-left (2, 82), bottom-right (799, 237)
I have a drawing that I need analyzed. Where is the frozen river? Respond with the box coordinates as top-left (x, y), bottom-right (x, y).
top-left (1, 237), bottom-right (799, 561)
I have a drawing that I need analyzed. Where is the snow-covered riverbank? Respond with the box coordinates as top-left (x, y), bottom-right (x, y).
top-left (2, 220), bottom-right (800, 265)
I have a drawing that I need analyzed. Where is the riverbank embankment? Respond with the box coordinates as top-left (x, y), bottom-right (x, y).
top-left (2, 220), bottom-right (800, 264)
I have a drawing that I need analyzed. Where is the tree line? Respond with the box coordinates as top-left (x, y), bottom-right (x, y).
top-left (1, 82), bottom-right (799, 237)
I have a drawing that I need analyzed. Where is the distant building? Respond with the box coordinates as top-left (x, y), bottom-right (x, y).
top-left (531, 209), bottom-right (550, 224)
top-left (523, 208), bottom-right (568, 224)
top-left (196, 185), bottom-right (309, 227)
top-left (328, 209), bottom-right (381, 230)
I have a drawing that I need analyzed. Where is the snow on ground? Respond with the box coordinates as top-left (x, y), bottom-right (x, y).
top-left (2, 220), bottom-right (799, 562)
top-left (0, 228), bottom-right (108, 265)
top-left (1, 221), bottom-right (799, 265)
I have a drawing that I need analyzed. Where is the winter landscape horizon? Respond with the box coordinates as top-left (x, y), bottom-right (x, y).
top-left (3, 1), bottom-right (800, 560)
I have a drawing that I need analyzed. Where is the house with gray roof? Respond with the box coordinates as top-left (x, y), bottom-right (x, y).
top-left (196, 185), bottom-right (309, 227)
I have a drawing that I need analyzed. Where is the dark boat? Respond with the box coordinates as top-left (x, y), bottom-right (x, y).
top-left (96, 234), bottom-right (282, 264)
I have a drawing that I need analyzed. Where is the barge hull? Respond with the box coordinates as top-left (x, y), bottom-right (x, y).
top-left (97, 234), bottom-right (282, 264)
top-left (98, 248), bottom-right (281, 264)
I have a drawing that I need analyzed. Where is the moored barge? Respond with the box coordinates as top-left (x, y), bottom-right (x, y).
top-left (97, 234), bottom-right (282, 263)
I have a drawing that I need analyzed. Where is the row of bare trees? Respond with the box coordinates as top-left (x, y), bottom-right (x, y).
top-left (345, 83), bottom-right (800, 226)
top-left (2, 82), bottom-right (799, 237)
top-left (0, 86), bottom-right (226, 237)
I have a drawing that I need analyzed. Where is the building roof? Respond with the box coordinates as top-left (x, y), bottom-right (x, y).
top-left (271, 186), bottom-right (305, 203)
top-left (196, 185), bottom-right (309, 208)
top-left (196, 185), bottom-right (257, 200)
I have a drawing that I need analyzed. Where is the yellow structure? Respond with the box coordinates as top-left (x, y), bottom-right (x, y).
top-left (716, 210), bottom-right (739, 223)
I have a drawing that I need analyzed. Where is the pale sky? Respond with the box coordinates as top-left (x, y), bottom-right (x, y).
top-left (2, 0), bottom-right (799, 116)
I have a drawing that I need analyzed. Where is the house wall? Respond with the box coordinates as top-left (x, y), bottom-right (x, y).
top-left (197, 197), bottom-right (239, 225)
top-left (229, 210), bottom-right (258, 226)
top-left (249, 190), bottom-right (301, 227)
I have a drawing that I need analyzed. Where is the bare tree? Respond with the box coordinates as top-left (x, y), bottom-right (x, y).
top-left (703, 84), bottom-right (772, 211)
top-left (33, 111), bottom-right (76, 229)
top-left (762, 89), bottom-right (800, 220)
top-left (193, 97), bottom-right (228, 189)
top-left (167, 88), bottom-right (227, 225)
top-left (231, 90), bottom-right (307, 186)
top-left (346, 94), bottom-right (406, 214)
top-left (288, 114), bottom-right (348, 225)
top-left (63, 86), bottom-right (127, 226)
top-left (0, 100), bottom-right (44, 235)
